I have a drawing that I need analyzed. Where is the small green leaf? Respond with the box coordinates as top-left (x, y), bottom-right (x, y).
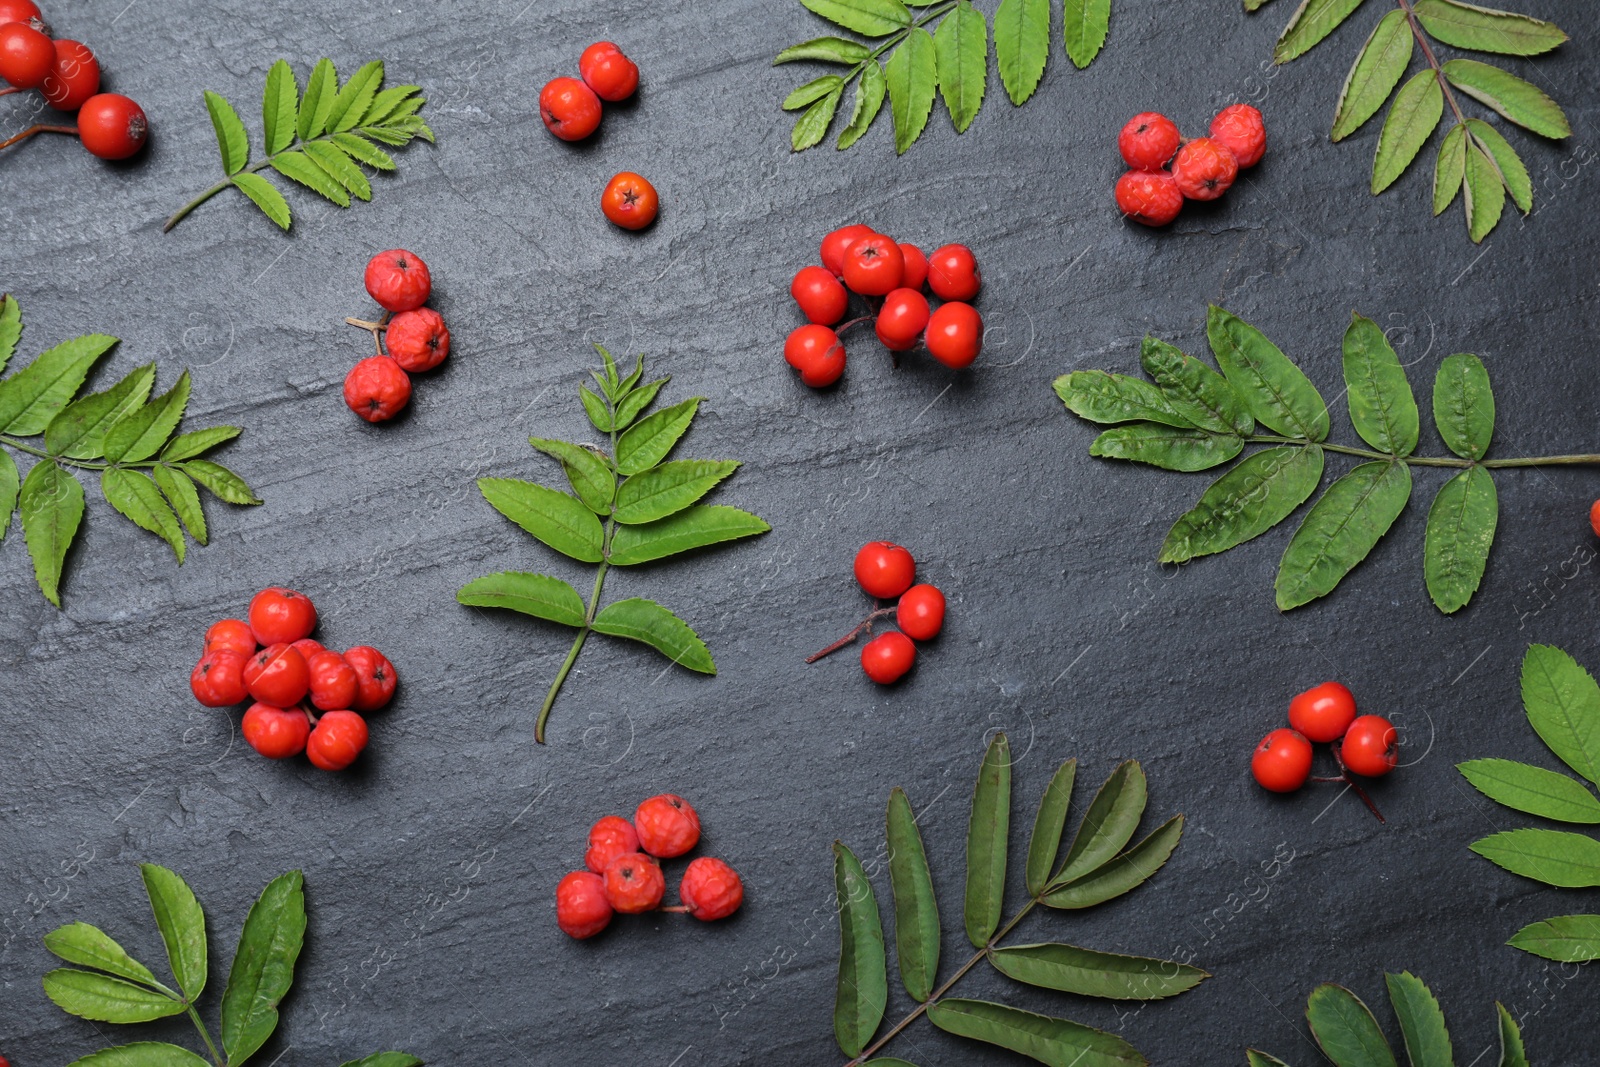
top-left (1423, 466), bottom-right (1496, 613)
top-left (615, 459), bottom-right (738, 524)
top-left (179, 460), bottom-right (260, 505)
top-left (1025, 758), bottom-right (1077, 897)
top-left (885, 787), bottom-right (940, 1002)
top-left (885, 27), bottom-right (937, 154)
top-left (934, 1), bottom-right (986, 133)
top-left (802, 0), bottom-right (913, 37)
top-left (613, 377), bottom-right (665, 430)
top-left (1385, 972), bottom-right (1453, 1067)
top-left (1412, 0), bottom-right (1567, 57)
top-left (229, 172), bottom-right (291, 232)
top-left (927, 999), bottom-right (1148, 1067)
top-left (1467, 118), bottom-right (1532, 214)
top-left (457, 571), bottom-right (586, 628)
top-left (65, 1043), bottom-right (211, 1067)
top-left (102, 469), bottom-right (185, 563)
top-left (271, 150), bottom-right (351, 207)
top-left (1207, 307), bottom-right (1329, 441)
top-left (203, 91), bottom-right (250, 175)
top-left (1275, 460), bottom-right (1412, 610)
top-left (221, 870), bottom-right (306, 1067)
top-left (784, 74), bottom-right (846, 111)
top-left (839, 60), bottom-right (888, 149)
top-left (832, 841), bottom-right (888, 1058)
top-left (1246, 1052), bottom-right (1293, 1067)
top-left (1042, 815), bottom-right (1184, 910)
top-left (261, 59), bottom-right (298, 155)
top-left (44, 363), bottom-right (155, 460)
top-left (0, 450), bottom-right (18, 540)
top-left (965, 732), bottom-right (1011, 948)
top-left (1444, 59), bottom-right (1570, 138)
top-left (327, 60), bottom-right (384, 133)
top-left (1434, 123), bottom-right (1468, 215)
top-left (591, 597), bottom-right (715, 673)
top-left (161, 425), bottom-right (241, 461)
top-left (151, 465), bottom-right (207, 544)
top-left (298, 58), bottom-right (337, 140)
top-left (104, 370), bottom-right (190, 463)
top-left (0, 293), bottom-right (20, 373)
top-left (331, 132), bottom-right (396, 171)
top-left (1457, 758), bottom-right (1600, 823)
top-left (304, 141), bottom-right (373, 201)
top-left (1497, 1001), bottom-right (1530, 1066)
top-left (139, 864), bottom-right (207, 1001)
top-left (1138, 337), bottom-right (1253, 436)
top-left (775, 36), bottom-right (874, 65)
top-left (1090, 424), bottom-right (1244, 472)
top-left (1053, 761), bottom-right (1146, 887)
top-left (1463, 140), bottom-right (1506, 242)
top-left (1274, 0), bottom-right (1368, 63)
top-left (1062, 0), bottom-right (1111, 69)
top-left (360, 84), bottom-right (421, 125)
top-left (42, 970), bottom-right (183, 1023)
top-left (616, 397), bottom-right (702, 475)
top-left (1054, 370), bottom-right (1191, 428)
top-left (989, 943), bottom-right (1208, 1000)
top-left (43, 923), bottom-right (160, 987)
top-left (1332, 10), bottom-right (1412, 141)
top-left (1306, 983), bottom-right (1397, 1067)
top-left (0, 332), bottom-right (117, 436)
top-left (338, 1056), bottom-right (425, 1067)
top-left (529, 437), bottom-right (615, 514)
top-left (1342, 313), bottom-right (1419, 456)
top-left (1470, 828), bottom-right (1600, 887)
top-left (579, 382), bottom-right (612, 432)
top-left (477, 477), bottom-right (605, 564)
top-left (1505, 915), bottom-right (1600, 963)
top-left (1520, 644), bottom-right (1600, 788)
top-left (607, 504), bottom-right (770, 565)
top-left (20, 460), bottom-right (84, 606)
top-left (1373, 69), bottom-right (1444, 194)
top-left (1431, 352), bottom-right (1494, 459)
top-left (1159, 445), bottom-right (1325, 563)
top-left (994, 0), bottom-right (1050, 105)
top-left (793, 86), bottom-right (845, 150)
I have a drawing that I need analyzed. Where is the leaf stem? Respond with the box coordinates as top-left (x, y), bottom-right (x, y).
top-left (161, 127), bottom-right (369, 232)
top-left (0, 435), bottom-right (166, 472)
top-left (1394, 0), bottom-right (1468, 127)
top-left (839, 1), bottom-right (958, 83)
top-left (805, 605), bottom-right (896, 663)
top-left (537, 626), bottom-right (590, 745)
top-left (1244, 435), bottom-right (1600, 471)
top-left (1481, 454), bottom-right (1600, 468)
top-left (185, 1003), bottom-right (226, 1067)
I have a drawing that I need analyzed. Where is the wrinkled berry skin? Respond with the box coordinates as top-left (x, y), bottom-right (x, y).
top-left (680, 857), bottom-right (744, 921)
top-left (307, 709), bottom-right (369, 771)
top-left (586, 815), bottom-right (642, 875)
top-left (603, 852), bottom-right (665, 913)
top-left (556, 870), bottom-right (613, 939)
top-left (364, 249), bottom-right (432, 312)
top-left (191, 650), bottom-right (249, 707)
top-left (634, 794), bottom-right (701, 858)
top-left (343, 645), bottom-right (398, 711)
top-left (601, 171), bottom-right (659, 230)
top-left (1171, 138), bottom-right (1239, 201)
top-left (1117, 112), bottom-right (1181, 171)
top-left (579, 41), bottom-right (639, 102)
top-left (385, 307), bottom-right (450, 372)
top-left (306, 649), bottom-right (359, 711)
top-left (1210, 103), bottom-right (1266, 168)
top-left (344, 356), bottom-right (412, 422)
top-left (540, 76), bottom-right (603, 141)
top-left (1115, 170), bottom-right (1184, 227)
top-left (242, 703), bottom-right (311, 759)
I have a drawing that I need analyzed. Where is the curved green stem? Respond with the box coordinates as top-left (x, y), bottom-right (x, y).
top-left (162, 126), bottom-right (371, 232)
top-left (185, 1003), bottom-right (225, 1067)
top-left (0, 435), bottom-right (167, 471)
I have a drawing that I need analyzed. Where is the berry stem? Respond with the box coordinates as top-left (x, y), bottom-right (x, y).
top-left (1330, 744), bottom-right (1386, 824)
top-left (346, 313), bottom-right (393, 357)
top-left (658, 904), bottom-right (690, 914)
top-left (0, 124), bottom-right (77, 151)
top-left (805, 606), bottom-right (897, 663)
top-left (0, 87), bottom-right (20, 97)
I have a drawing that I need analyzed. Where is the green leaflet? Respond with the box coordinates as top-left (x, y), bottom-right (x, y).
top-left (964, 733), bottom-right (1010, 948)
top-left (1275, 460), bottom-right (1411, 610)
top-left (839, 60), bottom-right (888, 149)
top-left (1423, 466), bottom-right (1496, 614)
top-left (1245, 1053), bottom-right (1293, 1067)
top-left (261, 59), bottom-right (298, 155)
top-left (0, 332), bottom-right (117, 435)
top-left (457, 572), bottom-right (587, 628)
top-left (0, 293), bottom-right (20, 373)
top-left (1467, 118), bottom-right (1532, 214)
top-left (1025, 758), bottom-right (1077, 896)
top-left (1042, 815), bottom-right (1183, 910)
top-left (1054, 370), bottom-right (1192, 429)
top-left (580, 382), bottom-right (612, 432)
top-left (338, 1056), bottom-right (425, 1067)
top-left (832, 841), bottom-right (888, 1057)
top-left (529, 437), bottom-right (615, 514)
top-left (139, 865), bottom-right (207, 1002)
top-left (180, 460), bottom-right (260, 505)
top-left (1206, 307), bottom-right (1327, 441)
top-left (1373, 69), bottom-right (1444, 195)
top-left (160, 425), bottom-right (241, 462)
top-left (332, 133), bottom-right (396, 171)
top-left (886, 27), bottom-right (937, 154)
top-left (1274, 0), bottom-right (1367, 63)
top-left (221, 870), bottom-right (306, 1067)
top-left (803, 0), bottom-right (913, 37)
top-left (477, 477), bottom-right (605, 563)
top-left (43, 923), bottom-right (161, 987)
top-left (104, 370), bottom-right (191, 463)
top-left (1139, 336), bottom-right (1253, 436)
top-left (1412, 0), bottom-right (1567, 57)
top-left (1443, 58), bottom-right (1570, 139)
top-left (617, 397), bottom-right (701, 475)
top-left (45, 363), bottom-right (156, 459)
top-left (933, 1), bottom-right (986, 133)
top-left (607, 505), bottom-right (769, 565)
top-left (1341, 313), bottom-right (1418, 456)
top-left (151, 465), bottom-right (207, 544)
top-left (927, 999), bottom-right (1148, 1067)
top-left (102, 469), bottom-right (184, 562)
top-left (1052, 761), bottom-right (1145, 887)
top-left (1431, 353), bottom-right (1493, 459)
top-left (885, 787), bottom-right (939, 1001)
top-left (1332, 10), bottom-right (1412, 141)
top-left (1497, 1002), bottom-right (1529, 1066)
top-left (994, 0), bottom-right (1050, 105)
top-left (1506, 915), bottom-right (1600, 962)
top-left (1457, 758), bottom-right (1600, 824)
top-left (1385, 971), bottom-right (1453, 1067)
top-left (1089, 424), bottom-right (1243, 472)
top-left (989, 943), bottom-right (1207, 1001)
top-left (1463, 140), bottom-right (1506, 242)
top-left (614, 459), bottom-right (738, 524)
top-left (1160, 445), bottom-right (1324, 563)
top-left (786, 75), bottom-right (844, 110)
top-left (231, 173), bottom-right (292, 228)
top-left (0, 450), bottom-right (15, 539)
top-left (1433, 123), bottom-right (1467, 215)
top-left (1470, 828), bottom-right (1600, 887)
top-left (1062, 0), bottom-right (1111, 69)
top-left (1520, 644), bottom-right (1600, 788)
top-left (42, 970), bottom-right (184, 1024)
top-left (327, 60), bottom-right (383, 133)
top-left (20, 459), bottom-right (85, 607)
top-left (304, 141), bottom-right (373, 201)
top-left (298, 58), bottom-right (337, 140)
top-left (590, 598), bottom-right (715, 673)
top-left (775, 36), bottom-right (874, 65)
top-left (203, 91), bottom-right (250, 175)
top-left (66, 1043), bottom-right (211, 1067)
top-left (1305, 984), bottom-right (1398, 1067)
top-left (793, 86), bottom-right (845, 150)
top-left (272, 150), bottom-right (351, 206)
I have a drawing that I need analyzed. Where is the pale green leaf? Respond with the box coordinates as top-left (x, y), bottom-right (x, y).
top-left (613, 377), bottom-right (665, 430)
top-left (1520, 644), bottom-right (1600, 788)
top-left (1434, 123), bottom-right (1467, 215)
top-left (0, 332), bottom-right (116, 435)
top-left (102, 469), bottom-right (185, 563)
top-left (615, 459), bottom-right (738, 524)
top-left (1062, 0), bottom-right (1111, 69)
top-left (1332, 10), bottom-right (1412, 141)
top-left (994, 0), bottom-right (1050, 105)
top-left (20, 459), bottom-right (84, 606)
top-left (44, 363), bottom-right (155, 460)
top-left (886, 27), bottom-right (937, 154)
top-left (616, 396), bottom-right (702, 475)
top-left (934, 1), bottom-right (987, 133)
top-left (0, 293), bottom-right (20, 373)
top-left (839, 60), bottom-right (888, 149)
top-left (327, 60), bottom-right (384, 133)
top-left (1160, 445), bottom-right (1324, 563)
top-left (1054, 370), bottom-right (1192, 428)
top-left (103, 370), bottom-right (190, 463)
top-left (477, 477), bottom-right (605, 563)
top-left (1089, 424), bottom-right (1243, 472)
top-left (1467, 118), bottom-right (1532, 214)
top-left (775, 36), bottom-right (873, 65)
top-left (607, 504), bottom-right (770, 565)
top-left (262, 59), bottom-right (299, 155)
top-left (1423, 466), bottom-right (1496, 613)
top-left (1275, 460), bottom-right (1412, 610)
top-left (139, 864), bottom-right (207, 1001)
top-left (591, 597), bottom-right (715, 673)
top-left (1274, 0), bottom-right (1367, 63)
top-left (160, 425), bottom-right (240, 462)
top-left (802, 0), bottom-right (913, 37)
top-left (1506, 916), bottom-right (1600, 963)
top-left (1373, 69), bottom-right (1444, 194)
top-left (793, 87), bottom-right (844, 150)
top-left (1457, 758), bottom-right (1600, 823)
top-left (1470, 828), bottom-right (1600, 887)
top-left (579, 382), bottom-right (612, 432)
top-left (0, 450), bottom-right (17, 541)
top-left (42, 970), bottom-right (183, 1024)
top-left (1412, 0), bottom-right (1567, 57)
top-left (1444, 59), bottom-right (1570, 138)
top-left (43, 923), bottom-right (160, 987)
top-left (331, 132), bottom-right (395, 171)
top-left (784, 74), bottom-right (845, 111)
top-left (203, 90), bottom-right (249, 175)
top-left (1464, 139), bottom-right (1507, 241)
top-left (271, 150), bottom-right (351, 207)
top-left (457, 571), bottom-right (586, 628)
top-left (151, 465), bottom-right (207, 545)
top-left (303, 141), bottom-right (372, 201)
top-left (529, 437), bottom-right (615, 515)
top-left (297, 58), bottom-right (337, 140)
top-left (179, 460), bottom-right (260, 505)
top-left (66, 1043), bottom-right (210, 1067)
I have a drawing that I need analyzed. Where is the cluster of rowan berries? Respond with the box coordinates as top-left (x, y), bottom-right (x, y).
top-left (1114, 104), bottom-right (1265, 227)
top-left (1252, 681), bottom-right (1398, 807)
top-left (785, 226), bottom-right (983, 387)
top-left (538, 42), bottom-right (659, 230)
top-left (557, 794), bottom-right (744, 940)
top-left (342, 249), bottom-right (449, 423)
top-left (0, 0), bottom-right (146, 159)
top-left (806, 541), bottom-right (946, 685)
top-left (189, 587), bottom-right (398, 771)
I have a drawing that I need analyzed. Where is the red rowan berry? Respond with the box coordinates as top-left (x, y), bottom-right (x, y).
top-left (1341, 715), bottom-right (1398, 777)
top-left (925, 301), bottom-right (982, 368)
top-left (1251, 728), bottom-right (1312, 793)
top-left (820, 224), bottom-right (874, 277)
top-left (1115, 170), bottom-right (1183, 227)
top-left (1288, 681), bottom-right (1358, 743)
top-left (306, 649), bottom-right (359, 711)
top-left (540, 76), bottom-right (602, 141)
top-left (290, 639), bottom-right (324, 663)
top-left (306, 710), bottom-right (369, 771)
top-left (1210, 103), bottom-right (1266, 168)
top-left (343, 645), bottom-right (397, 711)
top-left (875, 288), bottom-right (930, 351)
top-left (344, 356), bottom-right (412, 422)
top-left (363, 249), bottom-right (431, 312)
top-left (1589, 499), bottom-right (1600, 538)
top-left (204, 618), bottom-right (257, 657)
top-left (556, 870), bottom-right (613, 939)
top-left (1171, 138), bottom-right (1239, 201)
top-left (927, 244), bottom-right (980, 302)
top-left (75, 93), bottom-right (147, 159)
top-left (385, 307), bottom-right (450, 372)
top-left (248, 587), bottom-right (317, 645)
top-left (243, 644), bottom-right (310, 708)
top-left (841, 233), bottom-right (905, 297)
top-left (585, 815), bottom-right (641, 875)
top-left (0, 19), bottom-right (51, 89)
top-left (579, 41), bottom-right (639, 102)
top-left (603, 852), bottom-right (665, 913)
top-left (679, 857), bottom-right (744, 921)
top-left (854, 541), bottom-right (915, 599)
top-left (861, 631), bottom-right (916, 684)
top-left (601, 171), bottom-right (658, 230)
top-left (1117, 112), bottom-right (1181, 171)
top-left (0, 0), bottom-right (43, 27)
top-left (791, 265), bottom-right (848, 326)
top-left (634, 794), bottom-right (700, 858)
top-left (191, 650), bottom-right (249, 707)
top-left (896, 584), bottom-right (945, 641)
top-left (242, 703), bottom-right (311, 759)
top-left (41, 39), bottom-right (98, 111)
top-left (898, 243), bottom-right (928, 291)
top-left (783, 324), bottom-right (846, 388)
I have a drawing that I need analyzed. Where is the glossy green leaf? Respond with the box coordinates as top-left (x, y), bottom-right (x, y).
top-left (42, 970), bottom-right (183, 1023)
top-left (1332, 10), bottom-right (1412, 141)
top-left (965, 732), bottom-right (1011, 948)
top-left (1520, 644), bottom-right (1600, 787)
top-left (327, 60), bottom-right (383, 133)
top-left (1412, 0), bottom-right (1567, 57)
top-left (1062, 0), bottom-right (1111, 68)
top-left (1042, 815), bottom-right (1183, 910)
top-left (1470, 828), bottom-right (1600, 887)
top-left (160, 425), bottom-right (240, 462)
top-left (45, 363), bottom-right (155, 460)
top-left (802, 0), bottom-right (913, 37)
top-left (995, 0), bottom-right (1050, 105)
top-left (607, 504), bottom-right (769, 566)
top-left (221, 869), bottom-right (306, 1067)
top-left (989, 942), bottom-right (1208, 1000)
top-left (613, 378), bottom-right (665, 430)
top-left (151, 465), bottom-right (206, 544)
top-left (0, 332), bottom-right (116, 435)
top-left (832, 841), bottom-right (888, 1058)
top-left (66, 1042), bottom-right (211, 1067)
top-left (591, 598), bottom-right (715, 673)
top-left (1431, 353), bottom-right (1493, 459)
top-left (271, 150), bottom-right (351, 206)
top-left (0, 293), bottom-right (20, 373)
top-left (304, 141), bottom-right (373, 201)
top-left (579, 382), bottom-right (612, 432)
top-left (927, 999), bottom-right (1148, 1067)
top-left (1342, 313), bottom-right (1418, 456)
top-left (1463, 140), bottom-right (1506, 242)
top-left (1274, 0), bottom-right (1367, 63)
top-left (1089, 424), bottom-right (1244, 472)
top-left (20, 460), bottom-right (84, 606)
top-left (1053, 761), bottom-right (1145, 887)
top-left (1423, 466), bottom-right (1496, 613)
top-left (1139, 337), bottom-right (1253, 436)
top-left (338, 1056), bottom-right (424, 1067)
top-left (1305, 983), bottom-right (1398, 1067)
top-left (1275, 460), bottom-right (1411, 610)
top-left (529, 437), bottom-right (615, 515)
top-left (935, 1), bottom-right (987, 133)
top-left (775, 36), bottom-right (874, 65)
top-left (1457, 758), bottom-right (1600, 823)
top-left (886, 787), bottom-right (939, 1002)
top-left (102, 469), bottom-right (184, 562)
top-left (1025, 758), bottom-right (1077, 896)
top-left (839, 60), bottom-right (888, 149)
top-left (104, 370), bottom-right (190, 463)
top-left (1385, 972), bottom-right (1452, 1067)
top-left (203, 91), bottom-right (249, 175)
top-left (1373, 69), bottom-right (1444, 194)
top-left (1054, 371), bottom-right (1191, 428)
top-left (297, 58), bottom-right (337, 140)
top-left (456, 571), bottom-right (586, 629)
top-left (1434, 123), bottom-right (1468, 215)
top-left (1246, 1052), bottom-right (1293, 1067)
top-left (0, 450), bottom-right (18, 540)
top-left (886, 27), bottom-right (937, 154)
top-left (1160, 445), bottom-right (1324, 563)
top-left (1496, 1001), bottom-right (1529, 1066)
top-left (1207, 307), bottom-right (1328, 441)
top-left (1444, 59), bottom-right (1569, 138)
top-left (615, 459), bottom-right (738, 525)
top-left (179, 460), bottom-right (260, 505)
top-left (793, 87), bottom-right (844, 150)
top-left (139, 864), bottom-right (207, 1001)
top-left (1506, 915), bottom-right (1600, 963)
top-left (1467, 118), bottom-right (1532, 214)
top-left (617, 397), bottom-right (701, 475)
top-left (43, 923), bottom-right (160, 987)
top-left (261, 59), bottom-right (298, 155)
top-left (478, 477), bottom-right (605, 563)
top-left (331, 132), bottom-right (395, 171)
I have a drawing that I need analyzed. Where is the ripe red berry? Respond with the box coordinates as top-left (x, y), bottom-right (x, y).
top-left (861, 631), bottom-right (916, 684)
top-left (363, 249), bottom-right (431, 312)
top-left (634, 794), bottom-right (700, 858)
top-left (603, 852), bottom-right (665, 913)
top-left (927, 244), bottom-right (981, 302)
top-left (1115, 170), bottom-right (1184, 227)
top-left (248, 587), bottom-right (317, 645)
top-left (41, 39), bottom-right (99, 112)
top-left (290, 638), bottom-right (325, 660)
top-left (305, 649), bottom-right (359, 712)
top-left (1589, 499), bottom-right (1600, 538)
top-left (841, 233), bottom-right (905, 297)
top-left (790, 265), bottom-right (848, 326)
top-left (579, 41), bottom-right (639, 102)
top-left (1171, 137), bottom-right (1239, 201)
top-left (585, 814), bottom-right (642, 874)
top-left (540, 76), bottom-right (602, 141)
top-left (896, 583), bottom-right (945, 641)
top-left (556, 870), bottom-right (613, 939)
top-left (241, 703), bottom-right (311, 760)
top-left (1251, 728), bottom-right (1312, 793)
top-left (875, 288), bottom-right (930, 351)
top-left (925, 301), bottom-right (983, 368)
top-left (204, 618), bottom-right (257, 657)
top-left (820, 224), bottom-right (874, 277)
top-left (1288, 681), bottom-right (1358, 743)
top-left (344, 356), bottom-right (412, 422)
top-left (0, 0), bottom-right (43, 27)
top-left (306, 709), bottom-right (369, 771)
top-left (679, 857), bottom-right (744, 921)
top-left (0, 19), bottom-right (52, 89)
top-left (783, 323), bottom-right (846, 388)
top-left (243, 644), bottom-right (310, 707)
top-left (854, 541), bottom-right (915, 599)
top-left (385, 307), bottom-right (450, 372)
top-left (1341, 715), bottom-right (1398, 777)
top-left (601, 171), bottom-right (659, 230)
top-left (342, 645), bottom-right (398, 712)
top-left (75, 93), bottom-right (147, 159)
top-left (898, 243), bottom-right (928, 291)
top-left (1210, 103), bottom-right (1266, 168)
top-left (191, 650), bottom-right (249, 707)
top-left (1117, 112), bottom-right (1181, 171)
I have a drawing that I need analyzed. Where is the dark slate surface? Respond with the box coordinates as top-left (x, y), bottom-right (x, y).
top-left (4, 0), bottom-right (1598, 1063)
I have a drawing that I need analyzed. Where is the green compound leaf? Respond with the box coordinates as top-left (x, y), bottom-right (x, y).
top-left (0, 450), bottom-right (16, 539)
top-left (1275, 460), bottom-right (1411, 611)
top-left (839, 60), bottom-right (888, 150)
top-left (529, 437), bottom-right (615, 515)
top-left (1052, 761), bottom-right (1146, 887)
top-left (298, 58), bottom-right (337, 140)
top-left (139, 864), bottom-right (206, 1002)
top-left (1333, 10), bottom-right (1412, 141)
top-left (591, 597), bottom-right (715, 673)
top-left (151, 464), bottom-right (207, 545)
top-left (0, 332), bottom-right (116, 436)
top-left (1160, 445), bottom-right (1325, 563)
top-left (230, 173), bottom-right (292, 229)
top-left (832, 841), bottom-right (888, 1057)
top-left (1042, 815), bottom-right (1184, 910)
top-left (1385, 971), bottom-right (1453, 1067)
top-left (179, 459), bottom-right (260, 505)
top-left (1373, 69), bottom-right (1444, 195)
top-left (103, 370), bottom-right (190, 463)
top-left (989, 943), bottom-right (1208, 1001)
top-left (1206, 307), bottom-right (1328, 441)
top-left (45, 362), bottom-right (155, 460)
top-left (1457, 758), bottom-right (1600, 823)
top-left (885, 787), bottom-right (940, 1002)
top-left (1274, 0), bottom-right (1367, 63)
top-left (271, 149), bottom-right (351, 207)
top-left (1469, 828), bottom-right (1600, 887)
top-left (803, 0), bottom-right (913, 37)
top-left (1434, 123), bottom-right (1468, 215)
top-left (1443, 59), bottom-right (1570, 138)
top-left (1506, 916), bottom-right (1600, 963)
top-left (1062, 0), bottom-right (1111, 69)
top-left (1054, 371), bottom-right (1192, 428)
top-left (478, 477), bottom-right (605, 564)
top-left (221, 870), bottom-right (306, 1067)
top-left (995, 0), bottom-right (1050, 105)
top-left (1088, 424), bottom-right (1243, 472)
top-left (1467, 118), bottom-right (1532, 214)
top-left (1520, 644), bottom-right (1600, 788)
top-left (203, 91), bottom-right (249, 175)
top-left (1025, 758), bottom-right (1077, 896)
top-left (42, 970), bottom-right (184, 1023)
top-left (775, 36), bottom-right (874, 65)
top-left (1412, 0), bottom-right (1567, 57)
top-left (304, 141), bottom-right (373, 201)
top-left (102, 469), bottom-right (184, 563)
top-left (933, 1), bottom-right (987, 133)
top-left (615, 459), bottom-right (739, 525)
top-left (43, 923), bottom-right (161, 987)
top-left (927, 999), bottom-right (1149, 1067)
top-left (964, 732), bottom-right (1011, 948)
top-left (616, 396), bottom-right (702, 475)
top-left (1342, 313), bottom-right (1418, 456)
top-left (1139, 336), bottom-right (1253, 436)
top-left (0, 293), bottom-right (20, 374)
top-left (793, 86), bottom-right (845, 150)
top-left (327, 60), bottom-right (383, 133)
top-left (886, 27), bottom-right (937, 154)
top-left (1463, 140), bottom-right (1506, 242)
top-left (1431, 352), bottom-right (1493, 459)
top-left (456, 571), bottom-right (586, 629)
top-left (20, 459), bottom-right (85, 607)
top-left (1305, 983), bottom-right (1398, 1067)
top-left (607, 504), bottom-right (769, 566)
top-left (261, 59), bottom-right (298, 155)
top-left (1423, 466), bottom-right (1496, 613)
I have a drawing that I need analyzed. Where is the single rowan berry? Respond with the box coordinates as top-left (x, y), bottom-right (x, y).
top-left (243, 643), bottom-right (310, 708)
top-left (1251, 728), bottom-right (1312, 793)
top-left (41, 39), bottom-right (98, 111)
top-left (898, 243), bottom-right (928, 291)
top-left (306, 709), bottom-right (369, 771)
top-left (343, 645), bottom-right (397, 711)
top-left (556, 870), bottom-right (613, 939)
top-left (634, 794), bottom-right (701, 858)
top-left (0, 19), bottom-right (51, 89)
top-left (1117, 112), bottom-right (1181, 171)
top-left (248, 587), bottom-right (317, 645)
top-left (601, 171), bottom-right (659, 230)
top-left (875, 287), bottom-right (930, 351)
top-left (579, 41), bottom-right (639, 102)
top-left (925, 301), bottom-right (982, 368)
top-left (603, 852), bottom-right (665, 913)
top-left (363, 249), bottom-right (431, 312)
top-left (1589, 498), bottom-right (1600, 538)
top-left (191, 650), bottom-right (249, 707)
top-left (540, 76), bottom-right (602, 141)
top-left (344, 356), bottom-right (412, 422)
top-left (679, 857), bottom-right (744, 921)
top-left (790, 265), bottom-right (848, 326)
top-left (820, 224), bottom-right (874, 277)
top-left (1114, 170), bottom-right (1184, 227)
top-left (204, 618), bottom-right (257, 656)
top-left (585, 814), bottom-right (641, 875)
top-left (1288, 681), bottom-right (1358, 743)
top-left (1210, 103), bottom-right (1266, 168)
top-left (841, 233), bottom-right (905, 297)
top-left (783, 323), bottom-right (846, 388)
top-left (385, 307), bottom-right (450, 372)
top-left (241, 703), bottom-right (311, 759)
top-left (0, 0), bottom-right (43, 27)
top-left (1171, 137), bottom-right (1239, 201)
top-left (75, 93), bottom-right (146, 159)
top-left (927, 244), bottom-right (981, 302)
top-left (854, 541), bottom-right (915, 599)
top-left (1340, 715), bottom-right (1398, 777)
top-left (896, 583), bottom-right (945, 641)
top-left (306, 649), bottom-right (360, 711)
top-left (861, 631), bottom-right (916, 684)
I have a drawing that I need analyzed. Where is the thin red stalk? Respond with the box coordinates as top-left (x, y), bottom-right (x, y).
top-left (805, 606), bottom-right (896, 663)
top-left (0, 124), bottom-right (75, 151)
